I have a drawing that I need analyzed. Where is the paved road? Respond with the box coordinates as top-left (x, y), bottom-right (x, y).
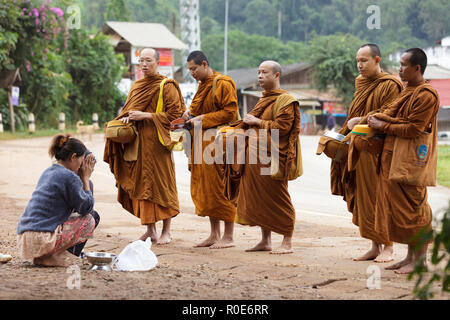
top-left (0, 134), bottom-right (449, 237)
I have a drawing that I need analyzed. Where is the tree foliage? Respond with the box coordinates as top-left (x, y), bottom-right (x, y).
top-left (0, 0), bottom-right (126, 130)
top-left (64, 29), bottom-right (126, 124)
top-left (306, 34), bottom-right (363, 107)
top-left (202, 29), bottom-right (308, 71)
top-left (409, 202), bottom-right (450, 300)
top-left (104, 0), bottom-right (130, 22)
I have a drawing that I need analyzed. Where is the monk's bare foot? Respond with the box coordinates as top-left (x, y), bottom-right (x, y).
top-left (374, 247), bottom-right (394, 263)
top-left (270, 245), bottom-right (293, 255)
top-left (386, 257), bottom-right (411, 270)
top-left (353, 248), bottom-right (380, 261)
top-left (194, 235), bottom-right (220, 248)
top-left (245, 241), bottom-right (272, 252)
top-left (394, 261), bottom-right (418, 274)
top-left (138, 232), bottom-right (158, 243)
top-left (209, 238), bottom-right (235, 249)
top-left (156, 233), bottom-right (171, 245)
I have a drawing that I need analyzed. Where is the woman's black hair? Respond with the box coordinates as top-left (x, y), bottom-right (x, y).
top-left (49, 134), bottom-right (86, 161)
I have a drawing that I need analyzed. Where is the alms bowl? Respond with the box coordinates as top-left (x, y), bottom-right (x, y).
top-left (84, 252), bottom-right (116, 271)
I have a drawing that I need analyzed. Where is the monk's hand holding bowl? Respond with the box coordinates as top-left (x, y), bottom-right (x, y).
top-left (128, 110), bottom-right (152, 121)
top-left (367, 115), bottom-right (385, 129)
top-left (347, 117), bottom-right (362, 130)
top-left (186, 114), bottom-right (204, 126)
top-left (243, 114), bottom-right (262, 127)
top-left (181, 109), bottom-right (191, 121)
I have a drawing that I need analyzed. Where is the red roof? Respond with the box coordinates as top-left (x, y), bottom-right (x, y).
top-left (429, 79), bottom-right (450, 107)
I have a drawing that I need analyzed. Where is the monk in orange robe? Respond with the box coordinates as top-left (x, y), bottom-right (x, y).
top-left (182, 51), bottom-right (238, 249)
top-left (368, 48), bottom-right (440, 274)
top-left (104, 48), bottom-right (185, 244)
top-left (331, 44), bottom-right (403, 262)
top-left (226, 60), bottom-right (301, 254)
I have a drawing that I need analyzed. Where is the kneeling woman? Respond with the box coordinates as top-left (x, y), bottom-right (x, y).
top-left (17, 134), bottom-right (96, 267)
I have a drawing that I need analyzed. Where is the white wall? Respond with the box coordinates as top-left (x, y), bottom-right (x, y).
top-left (389, 37), bottom-right (450, 69)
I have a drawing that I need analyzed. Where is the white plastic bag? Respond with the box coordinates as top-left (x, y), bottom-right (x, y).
top-left (112, 238), bottom-right (158, 271)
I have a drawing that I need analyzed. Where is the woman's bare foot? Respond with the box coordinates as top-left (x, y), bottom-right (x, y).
top-left (156, 232), bottom-right (171, 245)
top-left (245, 240), bottom-right (272, 252)
top-left (194, 235), bottom-right (220, 248)
top-left (374, 246), bottom-right (394, 263)
top-left (33, 252), bottom-right (70, 267)
top-left (209, 237), bottom-right (234, 249)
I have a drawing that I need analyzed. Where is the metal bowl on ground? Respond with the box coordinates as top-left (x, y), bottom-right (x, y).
top-left (84, 252), bottom-right (117, 271)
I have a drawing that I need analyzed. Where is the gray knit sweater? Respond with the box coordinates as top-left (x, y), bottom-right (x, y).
top-left (17, 164), bottom-right (94, 234)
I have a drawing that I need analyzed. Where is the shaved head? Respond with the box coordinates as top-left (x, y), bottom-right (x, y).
top-left (258, 60), bottom-right (282, 90)
top-left (260, 60), bottom-right (282, 76)
top-left (140, 48), bottom-right (160, 62)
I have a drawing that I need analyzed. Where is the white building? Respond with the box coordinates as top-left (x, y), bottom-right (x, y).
top-left (389, 36), bottom-right (450, 69)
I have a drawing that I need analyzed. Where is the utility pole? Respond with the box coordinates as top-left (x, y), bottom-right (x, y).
top-left (278, 10), bottom-right (282, 39)
top-left (180, 0), bottom-right (201, 83)
top-left (224, 0), bottom-right (229, 75)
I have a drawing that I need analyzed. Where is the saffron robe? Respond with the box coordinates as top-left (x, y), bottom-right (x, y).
top-left (189, 71), bottom-right (238, 222)
top-left (373, 81), bottom-right (439, 244)
top-left (233, 89), bottom-right (301, 237)
top-left (103, 74), bottom-right (186, 224)
top-left (332, 73), bottom-right (402, 245)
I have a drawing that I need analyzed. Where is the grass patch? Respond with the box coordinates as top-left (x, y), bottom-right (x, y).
top-left (437, 144), bottom-right (450, 187)
top-left (0, 128), bottom-right (77, 140)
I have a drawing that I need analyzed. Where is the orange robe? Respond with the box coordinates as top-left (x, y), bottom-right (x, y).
top-left (233, 90), bottom-right (301, 237)
top-left (103, 74), bottom-right (186, 225)
top-left (331, 73), bottom-right (402, 245)
top-left (189, 71), bottom-right (238, 222)
top-left (373, 81), bottom-right (440, 244)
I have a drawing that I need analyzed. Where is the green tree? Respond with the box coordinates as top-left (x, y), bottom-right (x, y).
top-left (64, 29), bottom-right (126, 124)
top-left (419, 0), bottom-right (450, 42)
top-left (0, 0), bottom-right (72, 129)
top-left (202, 29), bottom-right (308, 71)
top-left (201, 16), bottom-right (221, 37)
top-left (306, 33), bottom-right (363, 107)
top-left (0, 1), bottom-right (20, 71)
top-left (105, 0), bottom-right (130, 22)
top-left (409, 201), bottom-right (450, 299)
top-left (128, 0), bottom-right (179, 33)
top-left (242, 0), bottom-right (278, 38)
top-left (75, 0), bottom-right (108, 30)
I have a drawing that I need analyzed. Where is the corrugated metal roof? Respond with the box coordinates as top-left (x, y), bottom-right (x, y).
top-left (103, 21), bottom-right (188, 50)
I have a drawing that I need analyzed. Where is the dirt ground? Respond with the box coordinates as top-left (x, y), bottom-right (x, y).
top-left (0, 134), bottom-right (448, 301)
